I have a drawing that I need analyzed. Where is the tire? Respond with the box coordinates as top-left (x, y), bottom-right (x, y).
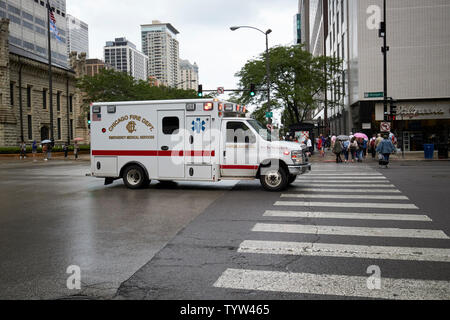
top-left (288, 174), bottom-right (297, 185)
top-left (123, 165), bottom-right (149, 189)
top-left (260, 166), bottom-right (289, 192)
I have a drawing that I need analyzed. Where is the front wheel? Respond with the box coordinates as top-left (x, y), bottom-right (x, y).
top-left (260, 167), bottom-right (289, 192)
top-left (288, 174), bottom-right (297, 185)
top-left (123, 165), bottom-right (149, 189)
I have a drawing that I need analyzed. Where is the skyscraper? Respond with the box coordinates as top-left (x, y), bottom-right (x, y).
top-left (66, 14), bottom-right (88, 58)
top-left (141, 20), bottom-right (180, 87)
top-left (104, 37), bottom-right (148, 81)
top-left (179, 59), bottom-right (198, 90)
top-left (300, 0), bottom-right (450, 151)
top-left (0, 0), bottom-right (68, 67)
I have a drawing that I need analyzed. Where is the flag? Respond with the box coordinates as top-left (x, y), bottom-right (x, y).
top-left (49, 9), bottom-right (62, 42)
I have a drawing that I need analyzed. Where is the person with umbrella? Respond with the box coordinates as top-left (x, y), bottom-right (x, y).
top-left (41, 139), bottom-right (52, 161)
top-left (338, 136), bottom-right (350, 163)
top-left (332, 138), bottom-right (343, 163)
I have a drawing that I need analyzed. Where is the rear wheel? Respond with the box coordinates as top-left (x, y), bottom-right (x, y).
top-left (260, 167), bottom-right (289, 192)
top-left (123, 165), bottom-right (149, 189)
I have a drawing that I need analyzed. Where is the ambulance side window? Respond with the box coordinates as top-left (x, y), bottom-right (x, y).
top-left (226, 122), bottom-right (255, 144)
top-left (162, 117), bottom-right (180, 135)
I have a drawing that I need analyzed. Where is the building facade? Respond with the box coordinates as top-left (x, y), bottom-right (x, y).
top-left (178, 59), bottom-right (198, 90)
top-left (104, 37), bottom-right (148, 81)
top-left (85, 58), bottom-right (110, 77)
top-left (0, 0), bottom-right (68, 68)
top-left (141, 21), bottom-right (180, 87)
top-left (0, 18), bottom-right (88, 147)
top-left (66, 14), bottom-right (88, 59)
top-left (302, 0), bottom-right (450, 151)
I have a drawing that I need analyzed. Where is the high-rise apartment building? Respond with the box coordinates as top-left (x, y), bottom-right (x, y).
top-left (179, 59), bottom-right (198, 90)
top-left (0, 0), bottom-right (68, 67)
top-left (301, 0), bottom-right (450, 151)
top-left (66, 14), bottom-right (88, 58)
top-left (104, 37), bottom-right (148, 81)
top-left (141, 20), bottom-right (180, 87)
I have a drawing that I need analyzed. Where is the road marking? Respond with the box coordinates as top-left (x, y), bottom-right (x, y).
top-left (281, 194), bottom-right (409, 200)
top-left (264, 210), bottom-right (432, 221)
top-left (274, 201), bottom-right (419, 210)
top-left (299, 176), bottom-right (388, 180)
top-left (252, 223), bottom-right (449, 239)
top-left (294, 184), bottom-right (397, 188)
top-left (295, 180), bottom-right (390, 183)
top-left (238, 240), bottom-right (450, 262)
top-left (306, 173), bottom-right (383, 176)
top-left (292, 188), bottom-right (402, 193)
top-left (213, 269), bottom-right (450, 300)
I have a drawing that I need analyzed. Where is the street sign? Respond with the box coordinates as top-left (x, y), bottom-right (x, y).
top-left (380, 122), bottom-right (391, 132)
top-left (266, 112), bottom-right (273, 118)
top-left (365, 92), bottom-right (384, 98)
top-left (217, 87), bottom-right (224, 94)
top-left (266, 124), bottom-right (273, 131)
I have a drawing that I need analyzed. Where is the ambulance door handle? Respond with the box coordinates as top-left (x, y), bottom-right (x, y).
top-left (161, 146), bottom-right (169, 151)
top-left (189, 136), bottom-right (194, 145)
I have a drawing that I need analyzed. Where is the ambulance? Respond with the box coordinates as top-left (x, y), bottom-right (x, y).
top-left (90, 99), bottom-right (311, 191)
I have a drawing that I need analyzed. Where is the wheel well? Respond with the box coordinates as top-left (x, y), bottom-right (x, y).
top-left (256, 159), bottom-right (289, 179)
top-left (120, 162), bottom-right (149, 180)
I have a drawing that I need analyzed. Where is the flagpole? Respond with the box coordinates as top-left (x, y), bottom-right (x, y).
top-left (46, 0), bottom-right (54, 141)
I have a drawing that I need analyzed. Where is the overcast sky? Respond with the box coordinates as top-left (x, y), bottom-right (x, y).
top-left (66, 0), bottom-right (297, 93)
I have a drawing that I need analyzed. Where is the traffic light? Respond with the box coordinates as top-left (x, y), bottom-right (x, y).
top-left (250, 84), bottom-right (256, 97)
top-left (391, 105), bottom-right (397, 116)
top-left (87, 113), bottom-right (91, 129)
top-left (197, 85), bottom-right (203, 97)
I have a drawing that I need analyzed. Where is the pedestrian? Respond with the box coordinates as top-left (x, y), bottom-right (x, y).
top-left (369, 135), bottom-right (377, 159)
top-left (63, 143), bottom-right (68, 159)
top-left (19, 141), bottom-right (27, 160)
top-left (376, 134), bottom-right (396, 168)
top-left (32, 140), bottom-right (38, 162)
top-left (342, 139), bottom-right (350, 163)
top-left (47, 141), bottom-right (53, 160)
top-left (349, 137), bottom-right (358, 163)
top-left (318, 134), bottom-right (325, 157)
top-left (356, 138), bottom-right (365, 162)
top-left (375, 134), bottom-right (383, 148)
top-left (305, 135), bottom-right (313, 157)
top-left (74, 141), bottom-right (79, 160)
top-left (332, 139), bottom-right (343, 163)
top-left (42, 143), bottom-right (49, 161)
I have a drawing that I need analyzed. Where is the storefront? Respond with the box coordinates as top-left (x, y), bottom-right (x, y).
top-left (375, 101), bottom-right (450, 151)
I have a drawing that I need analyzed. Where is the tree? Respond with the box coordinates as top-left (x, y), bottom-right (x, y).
top-left (233, 44), bottom-right (343, 129)
top-left (77, 69), bottom-right (200, 113)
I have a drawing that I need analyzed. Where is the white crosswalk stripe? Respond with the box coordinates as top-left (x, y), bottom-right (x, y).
top-left (252, 223), bottom-right (449, 239)
top-left (214, 269), bottom-right (450, 300)
top-left (264, 210), bottom-right (432, 221)
top-left (238, 240), bottom-right (450, 262)
top-left (292, 188), bottom-right (402, 193)
top-left (274, 201), bottom-right (419, 209)
top-left (281, 194), bottom-right (410, 200)
top-left (213, 166), bottom-right (450, 299)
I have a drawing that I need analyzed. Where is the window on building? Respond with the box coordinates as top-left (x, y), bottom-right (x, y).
top-left (10, 82), bottom-right (14, 106)
top-left (43, 89), bottom-right (47, 109)
top-left (162, 117), bottom-right (179, 135)
top-left (27, 86), bottom-right (32, 109)
top-left (57, 92), bottom-right (61, 112)
top-left (27, 115), bottom-right (32, 140)
top-left (57, 118), bottom-right (61, 140)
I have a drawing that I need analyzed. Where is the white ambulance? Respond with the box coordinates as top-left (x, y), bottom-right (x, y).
top-left (90, 99), bottom-right (311, 191)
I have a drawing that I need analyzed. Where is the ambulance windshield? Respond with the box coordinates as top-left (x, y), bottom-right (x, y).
top-left (247, 119), bottom-right (271, 141)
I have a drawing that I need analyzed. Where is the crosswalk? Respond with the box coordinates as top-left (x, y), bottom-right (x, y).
top-left (213, 164), bottom-right (450, 300)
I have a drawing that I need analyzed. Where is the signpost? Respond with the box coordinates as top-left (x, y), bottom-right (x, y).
top-left (380, 122), bottom-right (391, 132)
top-left (217, 87), bottom-right (224, 95)
top-left (266, 112), bottom-right (273, 119)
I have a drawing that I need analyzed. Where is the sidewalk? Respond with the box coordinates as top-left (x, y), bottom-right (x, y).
top-left (0, 152), bottom-right (90, 163)
top-left (309, 150), bottom-right (450, 163)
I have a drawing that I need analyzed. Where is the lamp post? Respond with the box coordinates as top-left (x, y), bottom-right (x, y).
top-left (230, 26), bottom-right (272, 124)
top-left (174, 79), bottom-right (197, 89)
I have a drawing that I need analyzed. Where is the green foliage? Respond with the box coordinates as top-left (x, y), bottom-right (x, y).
top-left (232, 44), bottom-right (343, 128)
top-left (77, 69), bottom-right (200, 114)
top-left (0, 145), bottom-right (91, 154)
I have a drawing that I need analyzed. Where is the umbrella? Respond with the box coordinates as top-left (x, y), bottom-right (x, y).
top-left (74, 138), bottom-right (84, 142)
top-left (354, 133), bottom-right (369, 140)
top-left (337, 135), bottom-right (350, 141)
top-left (41, 140), bottom-right (52, 144)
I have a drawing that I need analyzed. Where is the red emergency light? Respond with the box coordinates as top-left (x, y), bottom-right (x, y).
top-left (204, 102), bottom-right (214, 111)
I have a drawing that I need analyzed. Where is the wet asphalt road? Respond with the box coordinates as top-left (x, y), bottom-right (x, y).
top-left (0, 160), bottom-right (236, 299)
top-left (0, 160), bottom-right (449, 300)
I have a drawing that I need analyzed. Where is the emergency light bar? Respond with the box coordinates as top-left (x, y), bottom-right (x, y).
top-left (224, 104), bottom-right (234, 112)
top-left (204, 102), bottom-right (214, 111)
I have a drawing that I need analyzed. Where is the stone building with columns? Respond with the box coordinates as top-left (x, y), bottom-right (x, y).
top-left (0, 18), bottom-right (88, 147)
